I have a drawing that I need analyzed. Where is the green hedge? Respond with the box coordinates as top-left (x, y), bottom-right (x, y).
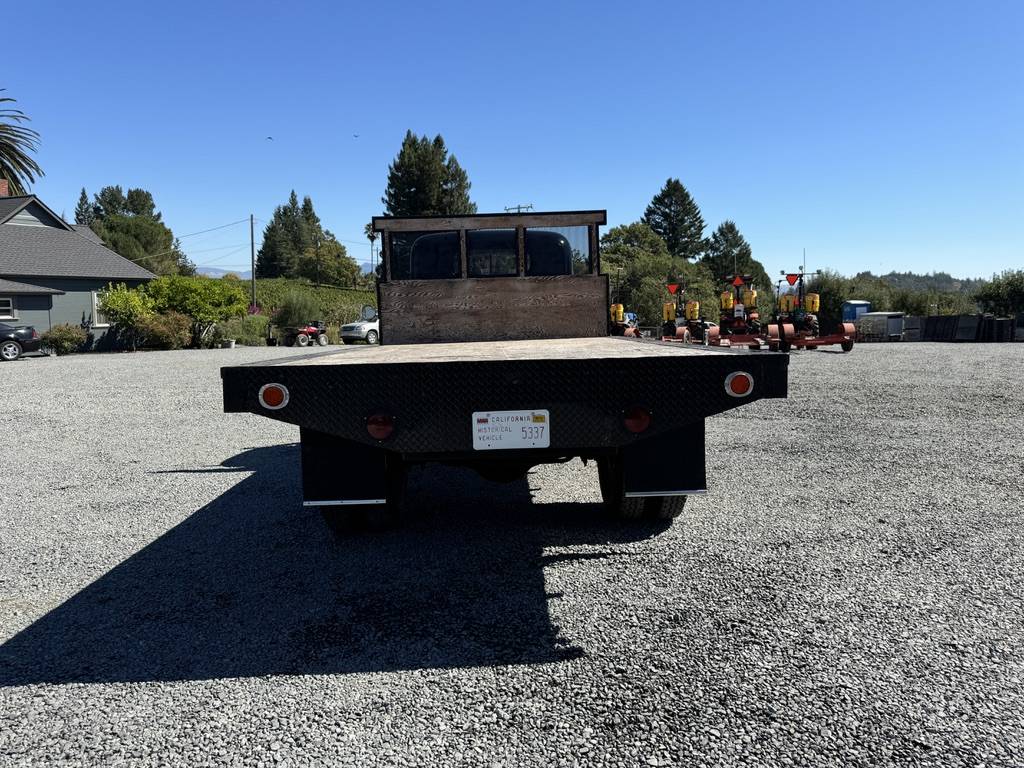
top-left (219, 314), bottom-right (270, 346)
top-left (40, 324), bottom-right (88, 355)
top-left (254, 279), bottom-right (374, 327)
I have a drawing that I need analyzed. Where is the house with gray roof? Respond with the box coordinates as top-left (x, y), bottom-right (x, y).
top-left (0, 191), bottom-right (155, 342)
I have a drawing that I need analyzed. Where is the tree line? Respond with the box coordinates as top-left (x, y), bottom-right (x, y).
top-left (602, 179), bottom-right (774, 326)
top-left (255, 191), bottom-right (365, 288)
top-left (75, 185), bottom-right (195, 276)
top-left (4, 88), bottom-right (1022, 322)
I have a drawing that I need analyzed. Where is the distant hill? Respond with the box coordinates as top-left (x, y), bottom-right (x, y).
top-left (197, 266), bottom-right (252, 279)
top-left (854, 271), bottom-right (987, 294)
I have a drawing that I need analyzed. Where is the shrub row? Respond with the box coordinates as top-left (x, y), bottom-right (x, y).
top-left (254, 278), bottom-right (374, 327)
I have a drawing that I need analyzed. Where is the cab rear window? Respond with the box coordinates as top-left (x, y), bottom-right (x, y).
top-left (391, 231), bottom-right (459, 280)
top-left (467, 229), bottom-right (517, 277)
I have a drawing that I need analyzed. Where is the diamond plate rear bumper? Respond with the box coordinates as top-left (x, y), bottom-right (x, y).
top-left (222, 347), bottom-right (788, 456)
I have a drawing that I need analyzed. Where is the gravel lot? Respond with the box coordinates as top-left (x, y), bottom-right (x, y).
top-left (1, 342), bottom-right (1022, 767)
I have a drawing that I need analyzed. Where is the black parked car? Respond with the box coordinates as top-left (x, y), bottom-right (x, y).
top-left (0, 322), bottom-right (42, 361)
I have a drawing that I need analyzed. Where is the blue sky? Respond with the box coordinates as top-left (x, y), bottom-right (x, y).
top-left (6, 0), bottom-right (1021, 279)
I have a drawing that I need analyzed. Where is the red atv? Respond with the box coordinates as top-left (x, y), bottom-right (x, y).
top-left (283, 321), bottom-right (329, 347)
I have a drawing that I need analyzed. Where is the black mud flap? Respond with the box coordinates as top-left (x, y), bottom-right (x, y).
top-left (300, 427), bottom-right (388, 507)
top-left (621, 421), bottom-right (706, 497)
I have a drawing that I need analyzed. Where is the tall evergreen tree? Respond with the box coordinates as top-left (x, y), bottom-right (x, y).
top-left (125, 188), bottom-right (160, 220)
top-left (383, 130), bottom-right (476, 216)
top-left (93, 185), bottom-right (127, 218)
top-left (256, 191), bottom-right (359, 285)
top-left (255, 217), bottom-right (290, 278)
top-left (701, 220), bottom-right (774, 317)
top-left (83, 185), bottom-right (186, 275)
top-left (642, 179), bottom-right (705, 261)
top-left (300, 195), bottom-right (320, 235)
top-left (701, 221), bottom-right (771, 287)
top-left (74, 187), bottom-right (94, 225)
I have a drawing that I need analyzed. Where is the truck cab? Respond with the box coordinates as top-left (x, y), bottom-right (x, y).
top-left (374, 211), bottom-right (608, 345)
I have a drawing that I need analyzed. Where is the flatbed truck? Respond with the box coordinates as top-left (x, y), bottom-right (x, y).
top-left (221, 210), bottom-right (789, 526)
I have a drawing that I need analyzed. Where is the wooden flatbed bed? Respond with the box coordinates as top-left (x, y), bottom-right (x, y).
top-left (259, 337), bottom-right (746, 366)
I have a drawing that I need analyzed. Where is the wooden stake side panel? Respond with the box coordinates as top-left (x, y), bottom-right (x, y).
top-left (379, 274), bottom-right (608, 345)
top-left (372, 211), bottom-right (606, 232)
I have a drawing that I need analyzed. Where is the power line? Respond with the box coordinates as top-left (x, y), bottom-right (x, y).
top-left (175, 218), bottom-right (250, 240)
top-left (193, 245), bottom-right (250, 267)
top-left (186, 242), bottom-right (250, 255)
top-left (106, 219), bottom-right (251, 266)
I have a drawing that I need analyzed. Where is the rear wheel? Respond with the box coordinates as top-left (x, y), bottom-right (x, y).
top-left (316, 334), bottom-right (329, 346)
top-left (841, 340), bottom-right (854, 352)
top-left (646, 495), bottom-right (687, 520)
top-left (365, 329), bottom-right (379, 345)
top-left (1, 340), bottom-right (22, 361)
top-left (597, 456), bottom-right (685, 523)
top-left (296, 333), bottom-right (310, 347)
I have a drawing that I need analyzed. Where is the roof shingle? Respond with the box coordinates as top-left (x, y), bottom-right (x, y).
top-left (71, 224), bottom-right (104, 244)
top-left (0, 196), bottom-right (31, 223)
top-left (0, 223), bottom-right (156, 280)
top-left (0, 277), bottom-right (65, 295)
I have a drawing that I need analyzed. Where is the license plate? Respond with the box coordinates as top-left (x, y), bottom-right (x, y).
top-left (472, 410), bottom-right (550, 450)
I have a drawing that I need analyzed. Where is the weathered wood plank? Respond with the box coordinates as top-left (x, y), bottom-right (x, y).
top-left (379, 275), bottom-right (609, 345)
top-left (274, 336), bottom-right (734, 366)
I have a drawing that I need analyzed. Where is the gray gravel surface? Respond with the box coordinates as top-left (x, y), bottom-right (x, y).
top-left (1, 343), bottom-right (1022, 767)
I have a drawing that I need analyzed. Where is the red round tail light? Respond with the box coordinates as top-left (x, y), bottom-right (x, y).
top-left (623, 405), bottom-right (652, 434)
top-left (366, 413), bottom-right (395, 441)
top-left (258, 383), bottom-right (289, 410)
top-left (725, 371), bottom-right (753, 398)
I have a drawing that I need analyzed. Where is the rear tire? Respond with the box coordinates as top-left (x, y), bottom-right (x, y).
top-left (1, 340), bottom-right (23, 361)
top-left (646, 495), bottom-right (687, 520)
top-left (841, 340), bottom-right (854, 352)
top-left (598, 456), bottom-right (684, 523)
top-left (317, 334), bottom-right (329, 346)
top-left (296, 333), bottom-right (310, 347)
top-left (365, 329), bottom-right (379, 345)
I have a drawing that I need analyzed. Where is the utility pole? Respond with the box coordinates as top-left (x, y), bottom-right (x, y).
top-left (249, 214), bottom-right (256, 310)
top-left (504, 203), bottom-right (534, 213)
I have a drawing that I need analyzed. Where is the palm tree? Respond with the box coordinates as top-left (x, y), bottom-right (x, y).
top-left (0, 90), bottom-right (43, 195)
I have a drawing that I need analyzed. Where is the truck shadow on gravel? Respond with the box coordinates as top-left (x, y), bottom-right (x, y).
top-left (0, 445), bottom-right (665, 686)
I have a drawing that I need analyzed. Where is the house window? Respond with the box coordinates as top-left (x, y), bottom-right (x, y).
top-left (91, 292), bottom-right (109, 327)
top-left (0, 297), bottom-right (15, 320)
